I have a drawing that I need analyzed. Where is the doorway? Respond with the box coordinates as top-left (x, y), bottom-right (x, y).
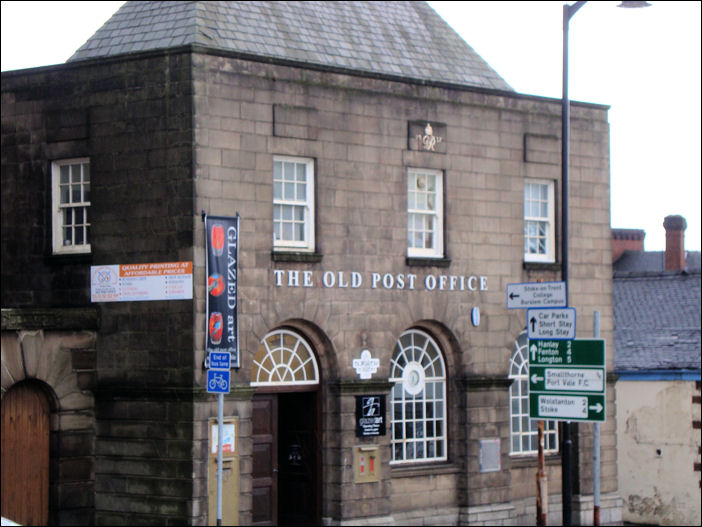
top-left (1, 381), bottom-right (51, 526)
top-left (251, 390), bottom-right (321, 526)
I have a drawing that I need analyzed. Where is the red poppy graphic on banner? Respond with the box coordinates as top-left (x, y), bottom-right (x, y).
top-left (209, 312), bottom-right (223, 345)
top-left (211, 224), bottom-right (225, 256)
top-left (208, 273), bottom-right (225, 296)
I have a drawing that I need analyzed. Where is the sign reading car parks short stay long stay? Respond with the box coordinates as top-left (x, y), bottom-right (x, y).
top-left (506, 281), bottom-right (566, 309)
top-left (528, 339), bottom-right (606, 422)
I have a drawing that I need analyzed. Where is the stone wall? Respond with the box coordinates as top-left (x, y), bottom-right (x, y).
top-left (190, 51), bottom-right (615, 523)
top-left (2, 51), bottom-right (197, 525)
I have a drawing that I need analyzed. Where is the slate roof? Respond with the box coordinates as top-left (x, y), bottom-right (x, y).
top-left (614, 250), bottom-right (701, 274)
top-left (68, 1), bottom-right (513, 91)
top-left (613, 269), bottom-right (701, 372)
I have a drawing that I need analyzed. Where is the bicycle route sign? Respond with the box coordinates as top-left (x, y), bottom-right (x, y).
top-left (528, 339), bottom-right (605, 422)
top-left (207, 351), bottom-right (231, 394)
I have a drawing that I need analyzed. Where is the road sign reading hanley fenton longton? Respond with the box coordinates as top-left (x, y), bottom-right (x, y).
top-left (506, 281), bottom-right (566, 309)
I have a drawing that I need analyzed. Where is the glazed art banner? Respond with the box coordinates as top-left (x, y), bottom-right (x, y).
top-left (205, 214), bottom-right (240, 368)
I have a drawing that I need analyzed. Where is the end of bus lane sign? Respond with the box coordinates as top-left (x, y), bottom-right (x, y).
top-left (506, 281), bottom-right (566, 309)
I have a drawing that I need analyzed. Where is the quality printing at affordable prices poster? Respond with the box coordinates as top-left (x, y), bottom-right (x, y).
top-left (205, 214), bottom-right (240, 368)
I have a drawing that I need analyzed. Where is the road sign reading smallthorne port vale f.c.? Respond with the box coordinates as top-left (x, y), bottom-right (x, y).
top-left (506, 281), bottom-right (566, 309)
top-left (528, 339), bottom-right (606, 422)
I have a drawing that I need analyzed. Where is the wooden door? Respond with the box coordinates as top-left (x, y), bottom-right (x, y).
top-left (251, 394), bottom-right (278, 525)
top-left (1, 382), bottom-right (51, 526)
top-left (278, 391), bottom-right (319, 526)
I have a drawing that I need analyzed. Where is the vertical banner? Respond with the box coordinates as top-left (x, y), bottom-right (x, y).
top-left (205, 214), bottom-right (240, 368)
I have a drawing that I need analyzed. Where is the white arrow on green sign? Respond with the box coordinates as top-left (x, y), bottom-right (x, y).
top-left (528, 339), bottom-right (606, 422)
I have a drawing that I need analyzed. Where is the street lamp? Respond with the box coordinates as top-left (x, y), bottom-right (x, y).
top-left (560, 2), bottom-right (649, 526)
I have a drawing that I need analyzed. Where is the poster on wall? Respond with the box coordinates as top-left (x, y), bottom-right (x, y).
top-left (205, 214), bottom-right (240, 368)
top-left (355, 395), bottom-right (386, 437)
top-left (90, 262), bottom-right (193, 303)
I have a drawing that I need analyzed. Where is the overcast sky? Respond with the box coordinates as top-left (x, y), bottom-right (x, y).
top-left (2, 1), bottom-right (700, 251)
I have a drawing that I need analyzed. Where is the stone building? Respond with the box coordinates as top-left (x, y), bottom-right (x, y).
top-left (1, 2), bottom-right (619, 525)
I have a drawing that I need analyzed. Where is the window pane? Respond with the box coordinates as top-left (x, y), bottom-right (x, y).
top-left (60, 165), bottom-right (69, 184)
top-left (296, 183), bottom-right (306, 200)
top-left (295, 223), bottom-right (305, 241)
top-left (71, 164), bottom-right (81, 183)
top-left (84, 183), bottom-right (90, 202)
top-left (75, 226), bottom-right (84, 245)
top-left (282, 223), bottom-right (292, 240)
top-left (72, 185), bottom-right (81, 203)
top-left (296, 163), bottom-right (306, 182)
top-left (274, 182), bottom-right (282, 200)
top-left (284, 182), bottom-right (295, 200)
top-left (60, 185), bottom-right (69, 204)
top-left (284, 162), bottom-right (294, 180)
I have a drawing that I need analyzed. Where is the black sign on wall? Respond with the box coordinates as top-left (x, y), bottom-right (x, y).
top-left (205, 214), bottom-right (240, 368)
top-left (355, 395), bottom-right (386, 437)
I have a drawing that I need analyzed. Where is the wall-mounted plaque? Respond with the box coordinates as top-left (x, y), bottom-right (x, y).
top-left (408, 121), bottom-right (446, 153)
top-left (355, 395), bottom-right (386, 437)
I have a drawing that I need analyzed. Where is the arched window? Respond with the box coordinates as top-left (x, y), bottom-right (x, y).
top-left (389, 329), bottom-right (446, 464)
top-left (509, 331), bottom-right (558, 454)
top-left (251, 329), bottom-right (319, 386)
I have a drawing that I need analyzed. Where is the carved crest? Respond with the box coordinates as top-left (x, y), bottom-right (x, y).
top-left (415, 122), bottom-right (444, 152)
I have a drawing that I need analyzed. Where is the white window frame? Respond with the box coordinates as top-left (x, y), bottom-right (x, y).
top-left (51, 158), bottom-right (91, 255)
top-left (407, 168), bottom-right (444, 258)
top-left (524, 179), bottom-right (555, 263)
top-left (389, 329), bottom-right (447, 464)
top-left (273, 156), bottom-right (315, 252)
top-left (509, 331), bottom-right (558, 455)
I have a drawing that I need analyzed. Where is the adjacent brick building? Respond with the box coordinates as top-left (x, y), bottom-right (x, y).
top-left (2, 2), bottom-right (620, 525)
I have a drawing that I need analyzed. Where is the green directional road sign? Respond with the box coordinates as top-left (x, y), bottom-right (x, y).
top-left (528, 339), bottom-right (606, 422)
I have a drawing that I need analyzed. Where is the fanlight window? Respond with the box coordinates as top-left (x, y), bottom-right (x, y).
top-left (389, 329), bottom-right (447, 464)
top-left (251, 329), bottom-right (319, 386)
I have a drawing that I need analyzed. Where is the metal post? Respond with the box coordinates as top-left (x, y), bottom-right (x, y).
top-left (217, 392), bottom-right (223, 526)
top-left (536, 420), bottom-right (548, 525)
top-left (593, 310), bottom-right (601, 526)
top-left (562, 3), bottom-right (587, 525)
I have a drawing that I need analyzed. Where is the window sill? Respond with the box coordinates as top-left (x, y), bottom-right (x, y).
top-left (523, 261), bottom-right (561, 272)
top-left (271, 251), bottom-right (323, 263)
top-left (509, 453), bottom-right (561, 468)
top-left (406, 256), bottom-right (451, 268)
top-left (390, 461), bottom-right (460, 478)
top-left (45, 252), bottom-right (93, 265)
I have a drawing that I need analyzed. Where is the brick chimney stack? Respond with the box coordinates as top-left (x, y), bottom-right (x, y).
top-left (663, 215), bottom-right (687, 271)
top-left (611, 228), bottom-right (645, 263)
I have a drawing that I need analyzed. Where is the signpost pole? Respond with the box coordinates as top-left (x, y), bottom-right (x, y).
top-left (217, 393), bottom-right (223, 526)
top-left (593, 311), bottom-right (601, 526)
top-left (536, 420), bottom-right (548, 526)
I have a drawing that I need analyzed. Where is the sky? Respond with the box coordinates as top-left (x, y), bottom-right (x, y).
top-left (2, 1), bottom-right (700, 251)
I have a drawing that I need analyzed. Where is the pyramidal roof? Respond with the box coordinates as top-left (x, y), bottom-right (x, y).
top-left (68, 1), bottom-right (513, 92)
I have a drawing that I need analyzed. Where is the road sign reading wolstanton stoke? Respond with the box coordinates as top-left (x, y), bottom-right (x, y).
top-left (528, 339), bottom-right (605, 422)
top-left (506, 281), bottom-right (566, 309)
